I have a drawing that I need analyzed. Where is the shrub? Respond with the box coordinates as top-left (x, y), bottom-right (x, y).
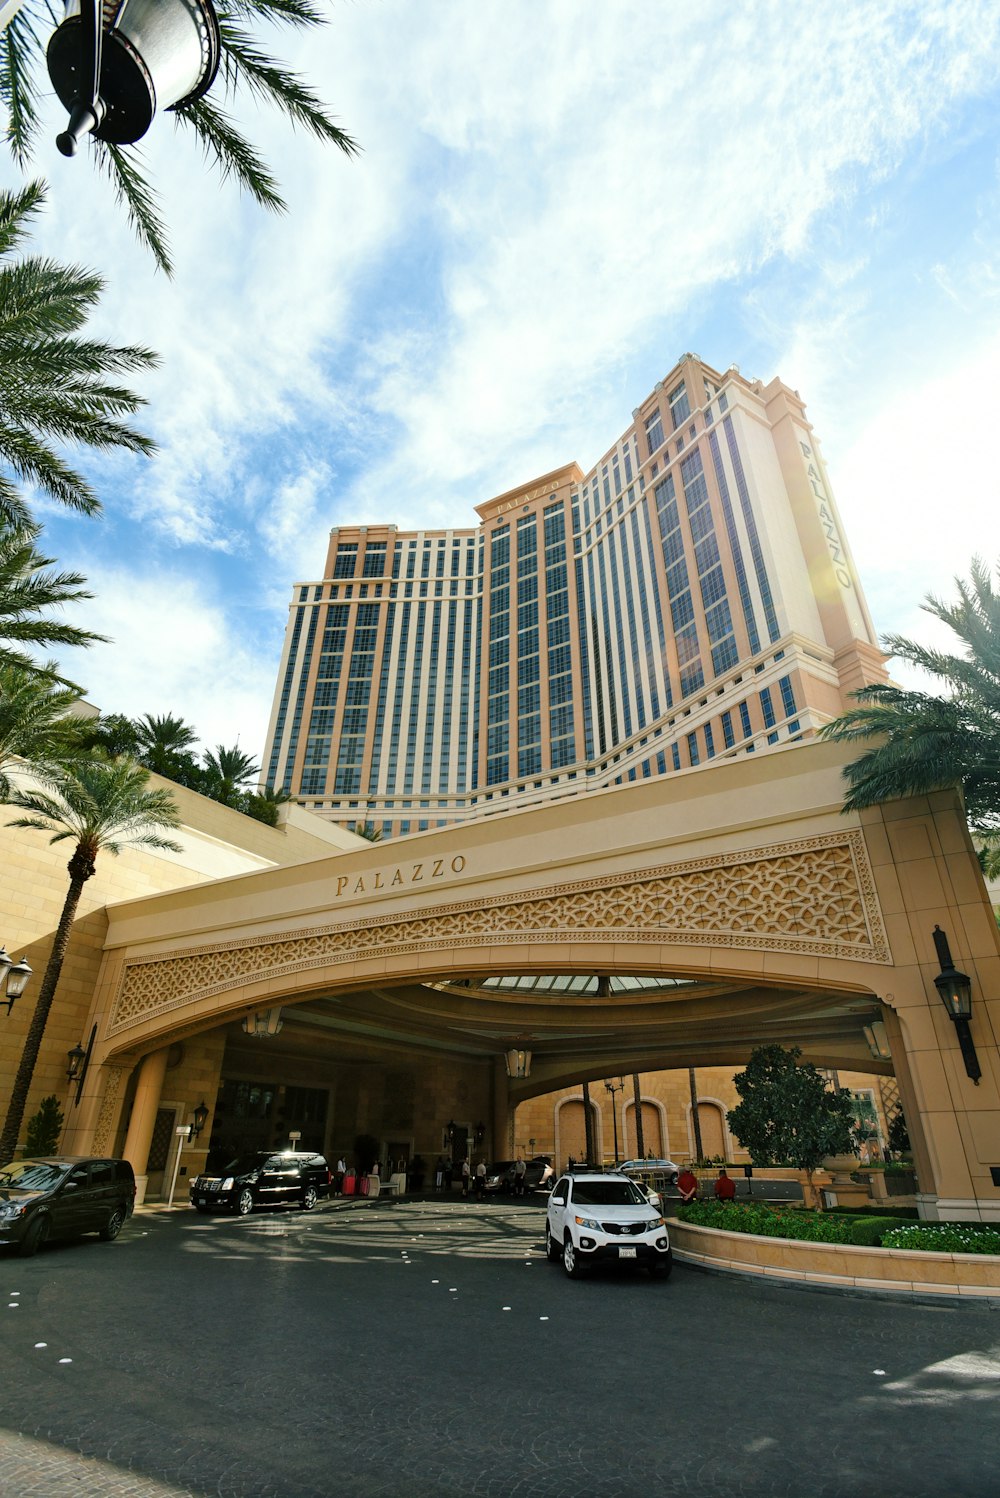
top-left (678, 1201), bottom-right (854, 1244)
top-left (24, 1095), bottom-right (63, 1155)
top-left (882, 1224), bottom-right (1000, 1255)
top-left (847, 1216), bottom-right (915, 1246)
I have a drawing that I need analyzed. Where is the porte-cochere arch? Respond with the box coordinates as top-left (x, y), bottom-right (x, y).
top-left (69, 740), bottom-right (1000, 1221)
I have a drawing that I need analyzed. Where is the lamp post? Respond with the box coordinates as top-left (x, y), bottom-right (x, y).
top-left (932, 926), bottom-right (981, 1084)
top-left (604, 1076), bottom-right (625, 1165)
top-left (46, 0), bottom-right (220, 157)
top-left (0, 948), bottom-right (33, 1015)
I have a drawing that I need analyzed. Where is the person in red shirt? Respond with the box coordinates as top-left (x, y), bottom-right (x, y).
top-left (676, 1168), bottom-right (699, 1205)
top-left (714, 1168), bottom-right (736, 1203)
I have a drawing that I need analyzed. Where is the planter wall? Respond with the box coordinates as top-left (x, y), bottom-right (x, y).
top-left (671, 1220), bottom-right (1000, 1300)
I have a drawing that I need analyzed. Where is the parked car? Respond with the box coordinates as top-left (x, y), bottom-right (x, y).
top-left (190, 1151), bottom-right (330, 1216)
top-left (618, 1158), bottom-right (680, 1185)
top-left (484, 1158), bottom-right (553, 1194)
top-left (0, 1156), bottom-right (136, 1257)
top-left (545, 1169), bottom-right (672, 1279)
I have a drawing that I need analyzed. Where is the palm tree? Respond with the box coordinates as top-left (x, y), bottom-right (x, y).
top-left (351, 821), bottom-right (383, 842)
top-left (202, 743), bottom-right (261, 807)
top-left (1, 3), bottom-right (359, 275)
top-left (0, 755), bottom-right (181, 1162)
top-left (0, 182), bottom-right (157, 529)
top-left (134, 713), bottom-right (200, 781)
top-left (821, 557), bottom-right (1000, 838)
top-left (0, 517), bottom-right (108, 673)
top-left (0, 661), bottom-right (86, 800)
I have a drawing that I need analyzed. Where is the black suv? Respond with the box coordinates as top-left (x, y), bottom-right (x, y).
top-left (190, 1151), bottom-right (330, 1216)
top-left (0, 1156), bottom-right (136, 1257)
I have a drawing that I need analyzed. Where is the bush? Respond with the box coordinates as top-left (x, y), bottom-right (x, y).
top-left (678, 1201), bottom-right (854, 1244)
top-left (847, 1216), bottom-right (916, 1246)
top-left (24, 1095), bottom-right (63, 1155)
top-left (882, 1224), bottom-right (1000, 1255)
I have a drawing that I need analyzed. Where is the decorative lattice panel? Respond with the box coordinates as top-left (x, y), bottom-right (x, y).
top-left (108, 831), bottom-right (889, 1038)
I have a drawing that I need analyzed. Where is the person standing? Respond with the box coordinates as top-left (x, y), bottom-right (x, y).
top-left (513, 1156), bottom-right (527, 1198)
top-left (435, 1156), bottom-right (445, 1192)
top-left (335, 1157), bottom-right (346, 1196)
top-left (461, 1158), bottom-right (471, 1197)
top-left (475, 1159), bottom-right (487, 1200)
top-left (676, 1167), bottom-right (698, 1205)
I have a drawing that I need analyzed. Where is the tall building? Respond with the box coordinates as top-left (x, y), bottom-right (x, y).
top-left (263, 354), bottom-right (886, 836)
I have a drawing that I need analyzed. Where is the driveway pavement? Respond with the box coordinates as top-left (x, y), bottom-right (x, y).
top-left (1, 1197), bottom-right (998, 1497)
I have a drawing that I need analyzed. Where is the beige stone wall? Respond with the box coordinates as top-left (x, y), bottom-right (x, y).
top-left (514, 1064), bottom-right (891, 1170)
top-left (0, 772), bottom-right (360, 1158)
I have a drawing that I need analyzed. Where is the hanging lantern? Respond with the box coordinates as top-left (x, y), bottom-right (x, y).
top-left (47, 0), bottom-right (220, 156)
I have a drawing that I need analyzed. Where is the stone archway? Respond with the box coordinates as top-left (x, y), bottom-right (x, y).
top-left (65, 740), bottom-right (1000, 1221)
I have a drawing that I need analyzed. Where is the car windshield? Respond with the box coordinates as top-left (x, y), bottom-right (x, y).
top-left (219, 1156), bottom-right (268, 1176)
top-left (0, 1161), bottom-right (66, 1191)
top-left (572, 1180), bottom-right (646, 1206)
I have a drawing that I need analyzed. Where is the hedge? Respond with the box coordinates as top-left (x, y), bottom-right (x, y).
top-left (677, 1202), bottom-right (999, 1252)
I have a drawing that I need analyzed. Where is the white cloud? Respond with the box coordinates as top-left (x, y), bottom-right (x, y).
top-left (13, 0), bottom-right (1000, 750)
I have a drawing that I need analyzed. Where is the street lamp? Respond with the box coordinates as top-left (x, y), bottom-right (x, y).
top-left (604, 1076), bottom-right (625, 1164)
top-left (932, 926), bottom-right (981, 1084)
top-left (46, 0), bottom-right (220, 157)
top-left (863, 1019), bottom-right (892, 1062)
top-left (504, 1047), bottom-right (532, 1079)
top-left (191, 1101), bottom-right (209, 1139)
top-left (0, 948), bottom-right (33, 1015)
top-left (65, 1043), bottom-right (87, 1081)
top-left (241, 1007), bottom-right (283, 1037)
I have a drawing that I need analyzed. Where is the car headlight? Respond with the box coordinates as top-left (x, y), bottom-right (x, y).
top-left (574, 1215), bottom-right (602, 1231)
top-left (0, 1202), bottom-right (26, 1220)
top-left (646, 1217), bottom-right (666, 1230)
top-left (221, 1178), bottom-right (234, 1191)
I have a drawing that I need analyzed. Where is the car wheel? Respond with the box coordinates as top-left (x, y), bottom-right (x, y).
top-left (100, 1206), bottom-right (126, 1242)
top-left (545, 1224), bottom-right (561, 1262)
top-left (301, 1185), bottom-right (318, 1211)
top-left (650, 1248), bottom-right (673, 1279)
top-left (235, 1187), bottom-right (254, 1216)
top-left (562, 1235), bottom-right (583, 1278)
top-left (17, 1215), bottom-right (49, 1258)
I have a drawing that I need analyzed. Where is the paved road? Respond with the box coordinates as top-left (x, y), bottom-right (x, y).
top-left (1, 1197), bottom-right (998, 1498)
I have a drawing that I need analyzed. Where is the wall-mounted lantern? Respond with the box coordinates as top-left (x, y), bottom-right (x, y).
top-left (932, 926), bottom-right (981, 1084)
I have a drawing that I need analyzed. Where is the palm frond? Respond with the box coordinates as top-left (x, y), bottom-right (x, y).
top-left (94, 143), bottom-right (173, 276)
top-left (0, 179), bottom-right (45, 258)
top-left (211, 22), bottom-right (359, 152)
top-left (0, 17), bottom-right (43, 168)
top-left (178, 95), bottom-right (285, 210)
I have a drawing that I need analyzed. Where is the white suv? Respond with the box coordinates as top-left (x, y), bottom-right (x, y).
top-left (545, 1170), bottom-right (672, 1279)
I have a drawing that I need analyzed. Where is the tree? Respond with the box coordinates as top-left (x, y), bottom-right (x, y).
top-left (202, 743), bottom-right (261, 808)
top-left (0, 755), bottom-right (181, 1162)
top-left (134, 713), bottom-right (201, 783)
top-left (0, 661), bottom-right (88, 800)
top-left (0, 182), bottom-right (157, 529)
top-left (1, 3), bottom-right (359, 275)
top-left (23, 1094), bottom-right (63, 1155)
top-left (726, 1045), bottom-right (855, 1187)
top-left (351, 821), bottom-right (382, 842)
top-left (821, 557), bottom-right (1000, 842)
top-left (0, 518), bottom-right (107, 674)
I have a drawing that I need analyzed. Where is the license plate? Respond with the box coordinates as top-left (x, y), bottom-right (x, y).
top-left (618, 1246), bottom-right (637, 1259)
top-left (197, 1198), bottom-right (208, 1206)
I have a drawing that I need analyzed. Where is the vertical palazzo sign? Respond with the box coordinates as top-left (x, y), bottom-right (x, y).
top-left (799, 440), bottom-right (852, 592)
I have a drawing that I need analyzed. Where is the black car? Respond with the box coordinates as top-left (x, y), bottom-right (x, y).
top-left (190, 1151), bottom-right (330, 1216)
top-left (0, 1156), bottom-right (136, 1257)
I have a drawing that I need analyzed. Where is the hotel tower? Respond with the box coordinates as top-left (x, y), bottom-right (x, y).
top-left (263, 354), bottom-right (887, 836)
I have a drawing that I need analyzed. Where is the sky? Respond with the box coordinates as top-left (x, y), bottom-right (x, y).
top-left (9, 0), bottom-right (1000, 765)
